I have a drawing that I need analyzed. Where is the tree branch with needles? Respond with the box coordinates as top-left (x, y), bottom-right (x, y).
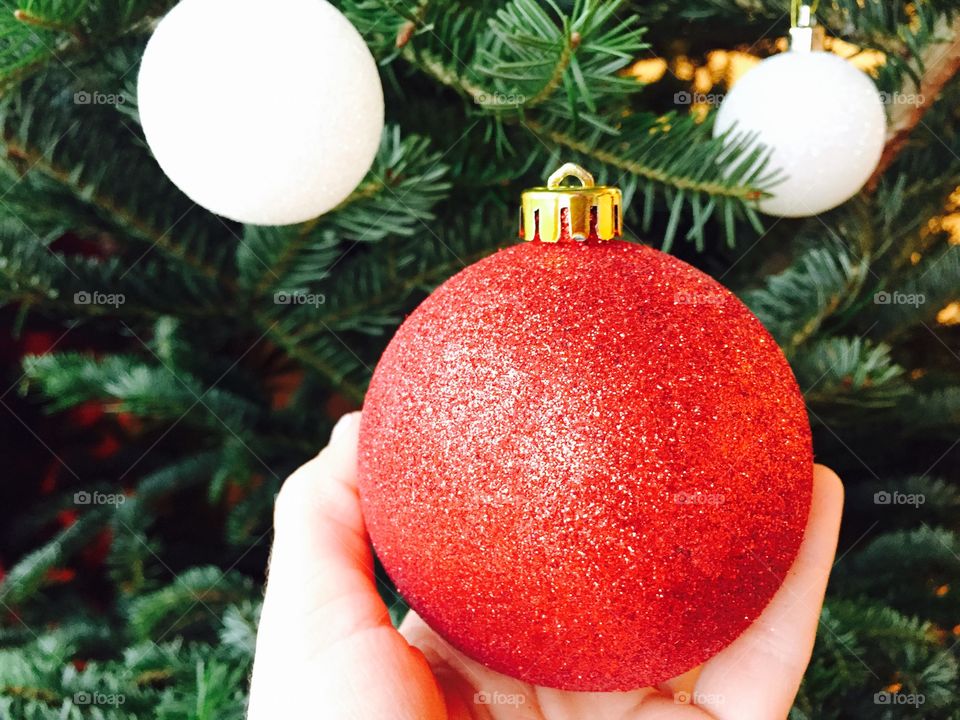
top-left (867, 17), bottom-right (960, 191)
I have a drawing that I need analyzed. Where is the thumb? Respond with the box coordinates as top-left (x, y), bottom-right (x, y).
top-left (248, 412), bottom-right (446, 720)
top-left (257, 412), bottom-right (391, 653)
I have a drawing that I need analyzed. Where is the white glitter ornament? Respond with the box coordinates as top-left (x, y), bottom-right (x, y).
top-left (137, 0), bottom-right (384, 226)
top-left (713, 50), bottom-right (886, 217)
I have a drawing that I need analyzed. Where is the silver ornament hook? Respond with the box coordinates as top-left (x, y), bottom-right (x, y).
top-left (789, 1), bottom-right (817, 52)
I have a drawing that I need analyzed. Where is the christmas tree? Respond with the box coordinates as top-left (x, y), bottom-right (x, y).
top-left (1, 1), bottom-right (960, 718)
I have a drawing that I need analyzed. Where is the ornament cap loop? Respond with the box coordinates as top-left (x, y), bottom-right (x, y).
top-left (547, 163), bottom-right (596, 189)
top-left (520, 163), bottom-right (622, 244)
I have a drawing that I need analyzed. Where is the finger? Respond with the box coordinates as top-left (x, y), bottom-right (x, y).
top-left (693, 464), bottom-right (844, 720)
top-left (656, 665), bottom-right (702, 701)
top-left (401, 611), bottom-right (531, 719)
top-left (402, 610), bottom-right (675, 720)
top-left (257, 411), bottom-right (391, 654)
top-left (249, 412), bottom-right (446, 720)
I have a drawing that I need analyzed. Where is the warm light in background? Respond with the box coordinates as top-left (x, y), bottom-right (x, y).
top-left (627, 36), bottom-right (960, 274)
top-left (937, 301), bottom-right (960, 326)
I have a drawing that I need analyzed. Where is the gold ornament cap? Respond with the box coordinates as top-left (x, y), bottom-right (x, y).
top-left (520, 163), bottom-right (622, 243)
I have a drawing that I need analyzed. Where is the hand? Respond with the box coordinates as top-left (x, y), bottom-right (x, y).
top-left (248, 411), bottom-right (843, 720)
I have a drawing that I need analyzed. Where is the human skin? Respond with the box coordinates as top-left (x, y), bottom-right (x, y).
top-left (247, 412), bottom-right (844, 720)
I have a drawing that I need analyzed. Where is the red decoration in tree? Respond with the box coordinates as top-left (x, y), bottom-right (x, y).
top-left (358, 168), bottom-right (812, 691)
top-left (90, 433), bottom-right (122, 460)
top-left (20, 330), bottom-right (59, 357)
top-left (80, 529), bottom-right (114, 569)
top-left (69, 401), bottom-right (107, 428)
top-left (45, 567), bottom-right (76, 585)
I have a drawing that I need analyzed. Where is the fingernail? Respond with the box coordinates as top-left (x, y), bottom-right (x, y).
top-left (330, 411), bottom-right (360, 444)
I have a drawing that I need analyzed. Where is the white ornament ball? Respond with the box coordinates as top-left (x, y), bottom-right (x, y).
top-left (713, 50), bottom-right (885, 217)
top-left (138, 0), bottom-right (385, 226)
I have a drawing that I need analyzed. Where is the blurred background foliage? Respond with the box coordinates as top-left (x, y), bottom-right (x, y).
top-left (1, 0), bottom-right (960, 717)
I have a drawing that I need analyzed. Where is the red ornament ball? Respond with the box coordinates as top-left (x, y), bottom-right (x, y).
top-left (358, 239), bottom-right (812, 691)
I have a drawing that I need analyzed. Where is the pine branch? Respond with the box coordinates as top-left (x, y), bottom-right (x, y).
top-left (862, 78), bottom-right (960, 280)
top-left (0, 0), bottom-right (168, 92)
top-left (847, 475), bottom-right (960, 530)
top-left (383, 0), bottom-right (774, 246)
top-left (21, 352), bottom-right (263, 428)
top-left (0, 219), bottom-right (227, 320)
top-left (901, 386), bottom-right (960, 436)
top-left (238, 126), bottom-right (452, 299)
top-left (522, 115), bottom-right (770, 201)
top-left (795, 336), bottom-right (910, 419)
top-left (110, 451), bottom-right (222, 595)
top-left (224, 482), bottom-right (276, 546)
top-left (340, 0), bottom-right (438, 57)
top-left (0, 509), bottom-right (108, 605)
top-left (478, 5), bottom-right (581, 109)
top-left (253, 199), bottom-right (509, 396)
top-left (867, 16), bottom-right (960, 190)
top-left (13, 8), bottom-right (87, 46)
top-left (837, 526), bottom-right (960, 622)
top-left (873, 243), bottom-right (960, 337)
top-left (815, 597), bottom-right (958, 710)
top-left (474, 0), bottom-right (646, 114)
top-left (632, 0), bottom-right (960, 81)
top-left (218, 602), bottom-right (261, 658)
top-left (127, 567), bottom-right (253, 640)
top-left (1, 59), bottom-right (238, 293)
top-left (155, 657), bottom-right (248, 720)
top-left (272, 203), bottom-right (505, 335)
top-left (0, 6), bottom-right (84, 93)
top-left (1, 131), bottom-right (228, 285)
top-left (315, 244), bottom-right (494, 332)
top-left (256, 317), bottom-right (368, 403)
top-left (742, 244), bottom-right (868, 353)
